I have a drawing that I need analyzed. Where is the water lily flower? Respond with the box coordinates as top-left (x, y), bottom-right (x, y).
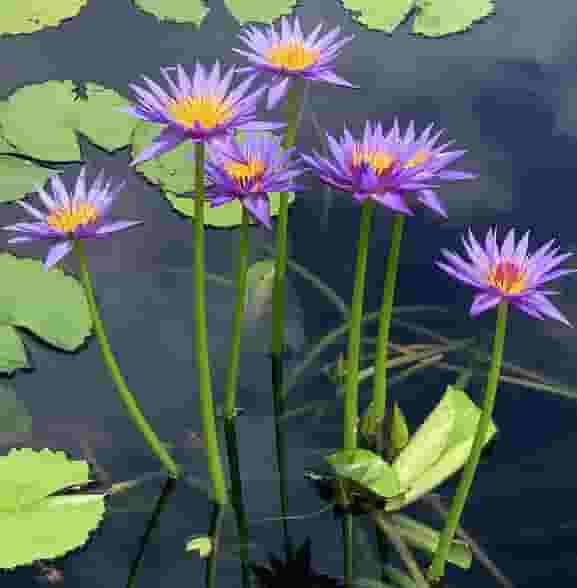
top-left (234, 16), bottom-right (356, 110)
top-left (125, 61), bottom-right (285, 165)
top-left (2, 168), bottom-right (141, 269)
top-left (204, 133), bottom-right (305, 229)
top-left (437, 227), bottom-right (576, 325)
top-left (301, 120), bottom-right (476, 218)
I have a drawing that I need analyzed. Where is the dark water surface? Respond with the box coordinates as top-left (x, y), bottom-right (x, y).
top-left (2, 0), bottom-right (577, 586)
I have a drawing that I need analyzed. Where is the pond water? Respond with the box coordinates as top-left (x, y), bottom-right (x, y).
top-left (2, 0), bottom-right (577, 586)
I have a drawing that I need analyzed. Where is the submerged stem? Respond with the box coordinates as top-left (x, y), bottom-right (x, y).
top-left (223, 206), bottom-right (252, 588)
top-left (74, 240), bottom-right (180, 479)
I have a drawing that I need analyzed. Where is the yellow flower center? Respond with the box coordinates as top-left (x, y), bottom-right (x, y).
top-left (351, 145), bottom-right (396, 175)
top-left (266, 42), bottom-right (321, 71)
top-left (225, 158), bottom-right (266, 190)
top-left (47, 202), bottom-right (99, 233)
top-left (488, 261), bottom-right (527, 294)
top-left (167, 96), bottom-right (233, 130)
top-left (403, 149), bottom-right (430, 168)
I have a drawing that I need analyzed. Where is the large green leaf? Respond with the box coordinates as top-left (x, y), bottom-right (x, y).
top-left (326, 448), bottom-right (401, 499)
top-left (0, 380), bottom-right (32, 436)
top-left (2, 81), bottom-right (137, 161)
top-left (223, 0), bottom-right (298, 24)
top-left (133, 0), bottom-right (209, 26)
top-left (387, 386), bottom-right (497, 510)
top-left (0, 0), bottom-right (87, 35)
top-left (342, 0), bottom-right (415, 33)
top-left (0, 254), bottom-right (91, 373)
top-left (0, 448), bottom-right (105, 569)
top-left (0, 156), bottom-right (60, 203)
top-left (412, 0), bottom-right (495, 37)
top-left (0, 103), bottom-right (59, 201)
top-left (392, 393), bottom-right (454, 490)
top-left (342, 0), bottom-right (495, 37)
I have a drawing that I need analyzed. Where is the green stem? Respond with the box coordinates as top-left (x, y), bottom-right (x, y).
top-left (368, 213), bottom-right (405, 444)
top-left (223, 206), bottom-right (251, 588)
top-left (270, 79), bottom-right (304, 562)
top-left (193, 141), bottom-right (228, 508)
top-left (343, 199), bottom-right (374, 450)
top-left (271, 80), bottom-right (303, 356)
top-left (206, 503), bottom-right (225, 588)
top-left (341, 199), bottom-right (374, 588)
top-left (74, 241), bottom-right (180, 479)
top-left (427, 300), bottom-right (509, 583)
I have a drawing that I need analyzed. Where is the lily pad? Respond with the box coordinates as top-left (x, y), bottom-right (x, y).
top-left (0, 448), bottom-right (105, 569)
top-left (133, 0), bottom-right (209, 26)
top-left (343, 0), bottom-right (495, 37)
top-left (0, 156), bottom-right (60, 203)
top-left (0, 380), bottom-right (32, 436)
top-left (2, 81), bottom-right (138, 162)
top-left (223, 0), bottom-right (298, 24)
top-left (0, 254), bottom-right (91, 374)
top-left (0, 0), bottom-right (87, 36)
top-left (165, 190), bottom-right (294, 228)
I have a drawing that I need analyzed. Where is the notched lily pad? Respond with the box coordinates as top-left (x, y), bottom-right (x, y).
top-left (0, 254), bottom-right (91, 373)
top-left (132, 0), bottom-right (210, 26)
top-left (0, 0), bottom-right (87, 36)
top-left (0, 448), bottom-right (105, 569)
top-left (2, 81), bottom-right (137, 161)
top-left (342, 0), bottom-right (495, 37)
top-left (223, 0), bottom-right (298, 24)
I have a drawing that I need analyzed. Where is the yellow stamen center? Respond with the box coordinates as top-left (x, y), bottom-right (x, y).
top-left (225, 158), bottom-right (266, 190)
top-left (266, 42), bottom-right (321, 71)
top-left (403, 149), bottom-right (430, 168)
top-left (488, 261), bottom-right (527, 294)
top-left (351, 145), bottom-right (396, 175)
top-left (167, 96), bottom-right (233, 130)
top-left (47, 202), bottom-right (99, 234)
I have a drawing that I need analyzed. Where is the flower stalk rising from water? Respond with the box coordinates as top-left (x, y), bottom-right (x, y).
top-left (234, 16), bottom-right (356, 110)
top-left (3, 168), bottom-right (180, 479)
top-left (206, 131), bottom-right (304, 587)
top-left (125, 61), bottom-right (284, 165)
top-left (429, 227), bottom-right (575, 582)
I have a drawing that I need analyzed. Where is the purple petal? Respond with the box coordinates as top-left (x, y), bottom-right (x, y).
top-left (236, 121), bottom-right (286, 132)
top-left (470, 292), bottom-right (502, 317)
top-left (242, 194), bottom-right (271, 229)
top-left (522, 293), bottom-right (573, 326)
top-left (417, 189), bottom-right (447, 218)
top-left (16, 200), bottom-right (46, 221)
top-left (131, 127), bottom-right (187, 166)
top-left (308, 70), bottom-right (356, 88)
top-left (44, 240), bottom-right (73, 270)
top-left (370, 192), bottom-right (414, 215)
top-left (93, 220), bottom-right (143, 236)
top-left (209, 195), bottom-right (236, 207)
top-left (267, 77), bottom-right (291, 110)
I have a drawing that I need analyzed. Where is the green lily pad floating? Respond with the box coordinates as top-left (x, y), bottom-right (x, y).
top-left (133, 0), bottom-right (209, 26)
top-left (342, 0), bottom-right (495, 37)
top-left (0, 156), bottom-right (60, 203)
top-left (0, 0), bottom-right (87, 36)
top-left (0, 380), bottom-right (32, 436)
top-left (1, 81), bottom-right (138, 162)
top-left (223, 0), bottom-right (298, 24)
top-left (165, 190), bottom-right (294, 228)
top-left (0, 448), bottom-right (105, 569)
top-left (0, 254), bottom-right (91, 374)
